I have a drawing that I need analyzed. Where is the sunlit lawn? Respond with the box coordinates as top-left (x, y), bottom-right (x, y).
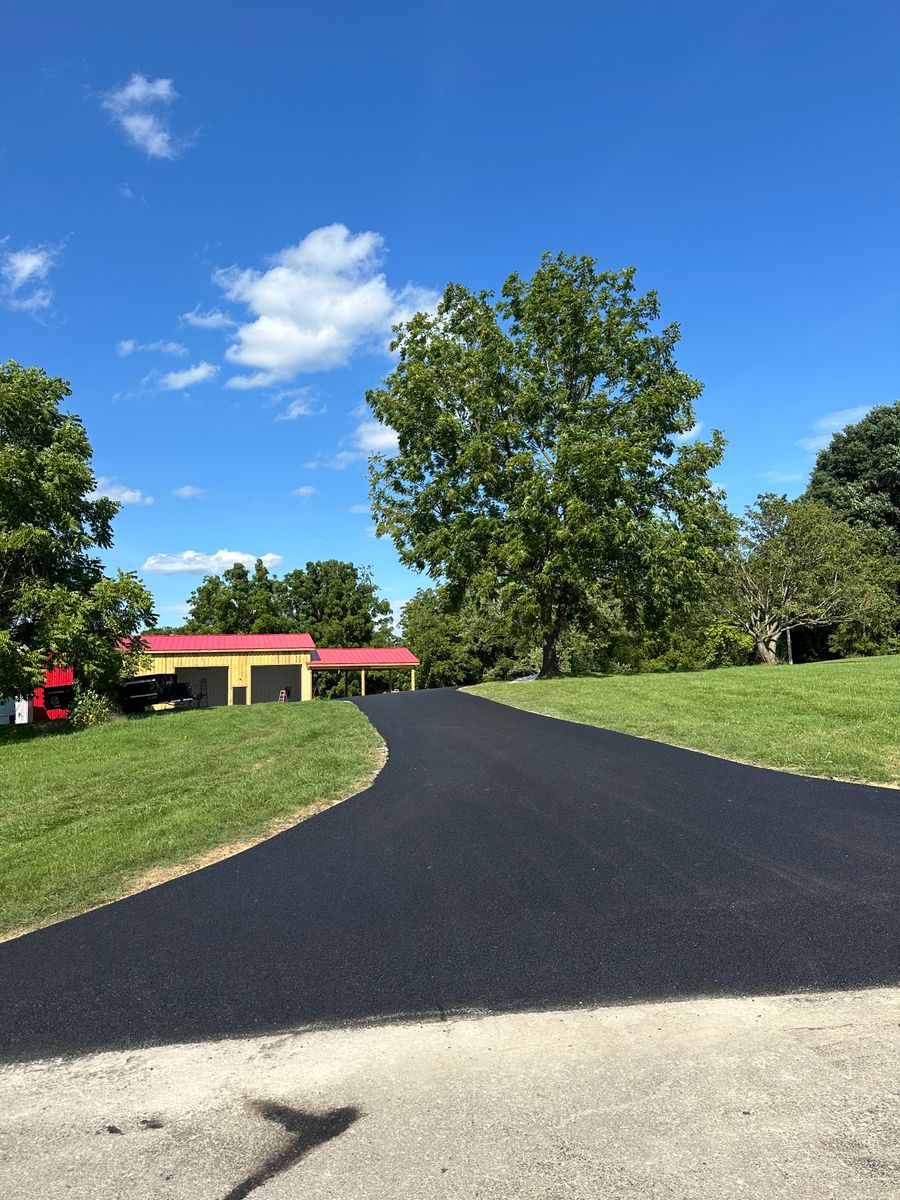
top-left (0, 701), bottom-right (382, 937)
top-left (467, 656), bottom-right (900, 786)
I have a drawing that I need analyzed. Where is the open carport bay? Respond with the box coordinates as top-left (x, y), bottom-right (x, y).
top-left (173, 666), bottom-right (228, 708)
top-left (250, 664), bottom-right (302, 704)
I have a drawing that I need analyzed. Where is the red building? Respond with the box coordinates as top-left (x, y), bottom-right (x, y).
top-left (33, 667), bottom-right (74, 721)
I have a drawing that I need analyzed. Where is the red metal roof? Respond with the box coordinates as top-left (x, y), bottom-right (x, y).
top-left (310, 647), bottom-right (419, 667)
top-left (142, 633), bottom-right (316, 653)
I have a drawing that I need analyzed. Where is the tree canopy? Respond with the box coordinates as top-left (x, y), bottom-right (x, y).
top-left (183, 558), bottom-right (393, 647)
top-left (720, 493), bottom-right (893, 664)
top-left (0, 361), bottom-right (155, 699)
top-left (401, 587), bottom-right (527, 688)
top-left (368, 253), bottom-right (731, 676)
top-left (807, 402), bottom-right (900, 551)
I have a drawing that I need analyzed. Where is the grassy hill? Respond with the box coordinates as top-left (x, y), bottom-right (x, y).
top-left (0, 702), bottom-right (382, 938)
top-left (467, 656), bottom-right (900, 787)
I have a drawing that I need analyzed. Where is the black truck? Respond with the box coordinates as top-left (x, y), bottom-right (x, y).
top-left (117, 674), bottom-right (195, 714)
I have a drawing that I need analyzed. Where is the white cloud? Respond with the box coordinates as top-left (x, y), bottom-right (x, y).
top-left (292, 485), bottom-right (317, 498)
top-left (214, 223), bottom-right (437, 385)
top-left (224, 370), bottom-right (276, 390)
top-left (101, 73), bottom-right (186, 159)
top-left (273, 388), bottom-right (316, 420)
top-left (1, 239), bottom-right (63, 313)
top-left (141, 549), bottom-right (284, 574)
top-left (118, 337), bottom-right (187, 357)
top-left (147, 339), bottom-right (187, 356)
top-left (348, 503), bottom-right (370, 514)
top-left (673, 421), bottom-right (704, 444)
top-left (328, 419), bottom-right (399, 469)
top-left (797, 406), bottom-right (871, 452)
top-left (159, 361), bottom-right (219, 390)
top-left (172, 485), bottom-right (206, 498)
top-left (181, 305), bottom-right (236, 330)
top-left (91, 476), bottom-right (154, 506)
top-left (355, 420), bottom-right (398, 452)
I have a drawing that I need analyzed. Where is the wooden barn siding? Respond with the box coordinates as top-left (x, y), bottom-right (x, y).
top-left (138, 651), bottom-right (312, 703)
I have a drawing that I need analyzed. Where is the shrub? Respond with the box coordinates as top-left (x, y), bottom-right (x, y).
top-left (68, 687), bottom-right (116, 730)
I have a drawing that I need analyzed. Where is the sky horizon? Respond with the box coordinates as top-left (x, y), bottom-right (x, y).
top-left (3, 1), bottom-right (898, 625)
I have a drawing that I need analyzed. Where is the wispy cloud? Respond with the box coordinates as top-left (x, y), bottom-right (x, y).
top-left (181, 305), bottom-right (236, 330)
top-left (101, 73), bottom-right (188, 159)
top-left (273, 387), bottom-right (317, 420)
top-left (172, 485), bottom-right (206, 499)
top-left (1, 238), bottom-right (63, 313)
top-left (119, 182), bottom-right (146, 203)
top-left (348, 503), bottom-right (370, 514)
top-left (90, 476), bottom-right (154, 506)
top-left (118, 338), bottom-right (187, 357)
top-left (213, 224), bottom-right (437, 386)
top-left (328, 419), bottom-right (399, 469)
top-left (797, 406), bottom-right (871, 453)
top-left (159, 361), bottom-right (219, 390)
top-left (141, 549), bottom-right (283, 574)
top-left (292, 486), bottom-right (317, 498)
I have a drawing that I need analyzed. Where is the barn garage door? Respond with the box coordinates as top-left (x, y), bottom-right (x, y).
top-left (175, 666), bottom-right (229, 708)
top-left (251, 665), bottom-right (302, 704)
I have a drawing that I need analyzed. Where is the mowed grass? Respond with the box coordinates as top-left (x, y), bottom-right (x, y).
top-left (467, 655), bottom-right (900, 786)
top-left (0, 701), bottom-right (383, 937)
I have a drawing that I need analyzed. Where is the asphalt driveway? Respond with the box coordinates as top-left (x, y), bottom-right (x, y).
top-left (1, 688), bottom-right (898, 1062)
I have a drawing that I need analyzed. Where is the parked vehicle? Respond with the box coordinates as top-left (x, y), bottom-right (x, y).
top-left (117, 674), bottom-right (195, 713)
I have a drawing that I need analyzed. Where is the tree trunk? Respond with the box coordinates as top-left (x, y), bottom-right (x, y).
top-left (755, 636), bottom-right (779, 664)
top-left (538, 596), bottom-right (569, 678)
top-left (539, 638), bottom-right (562, 678)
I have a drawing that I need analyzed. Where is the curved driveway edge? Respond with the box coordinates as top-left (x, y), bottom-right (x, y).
top-left (1, 688), bottom-right (898, 1062)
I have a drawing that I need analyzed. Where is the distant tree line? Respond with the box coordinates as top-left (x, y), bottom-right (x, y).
top-left (153, 558), bottom-right (396, 698)
top-left (159, 557), bottom-right (394, 647)
top-left (398, 402), bottom-right (900, 686)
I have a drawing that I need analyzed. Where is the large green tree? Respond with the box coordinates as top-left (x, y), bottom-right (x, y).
top-left (0, 361), bottom-right (155, 699)
top-left (280, 560), bottom-right (392, 646)
top-left (368, 254), bottom-right (731, 676)
top-left (806, 402), bottom-right (900, 551)
top-left (184, 560), bottom-right (287, 634)
top-left (720, 494), bottom-right (893, 664)
top-left (182, 557), bottom-right (392, 647)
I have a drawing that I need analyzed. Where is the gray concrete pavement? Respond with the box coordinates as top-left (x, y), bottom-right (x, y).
top-left (2, 986), bottom-right (898, 1199)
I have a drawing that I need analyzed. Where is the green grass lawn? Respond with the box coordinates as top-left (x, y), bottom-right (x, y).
top-left (0, 701), bottom-right (382, 938)
top-left (467, 656), bottom-right (900, 786)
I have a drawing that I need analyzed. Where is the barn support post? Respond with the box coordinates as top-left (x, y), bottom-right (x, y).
top-left (410, 669), bottom-right (416, 691)
top-left (360, 669), bottom-right (366, 696)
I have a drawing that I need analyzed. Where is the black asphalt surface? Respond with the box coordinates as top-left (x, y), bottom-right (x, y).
top-left (1, 688), bottom-right (899, 1062)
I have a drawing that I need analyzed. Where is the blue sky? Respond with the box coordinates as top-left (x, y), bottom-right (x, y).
top-left (3, 1), bottom-right (898, 625)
